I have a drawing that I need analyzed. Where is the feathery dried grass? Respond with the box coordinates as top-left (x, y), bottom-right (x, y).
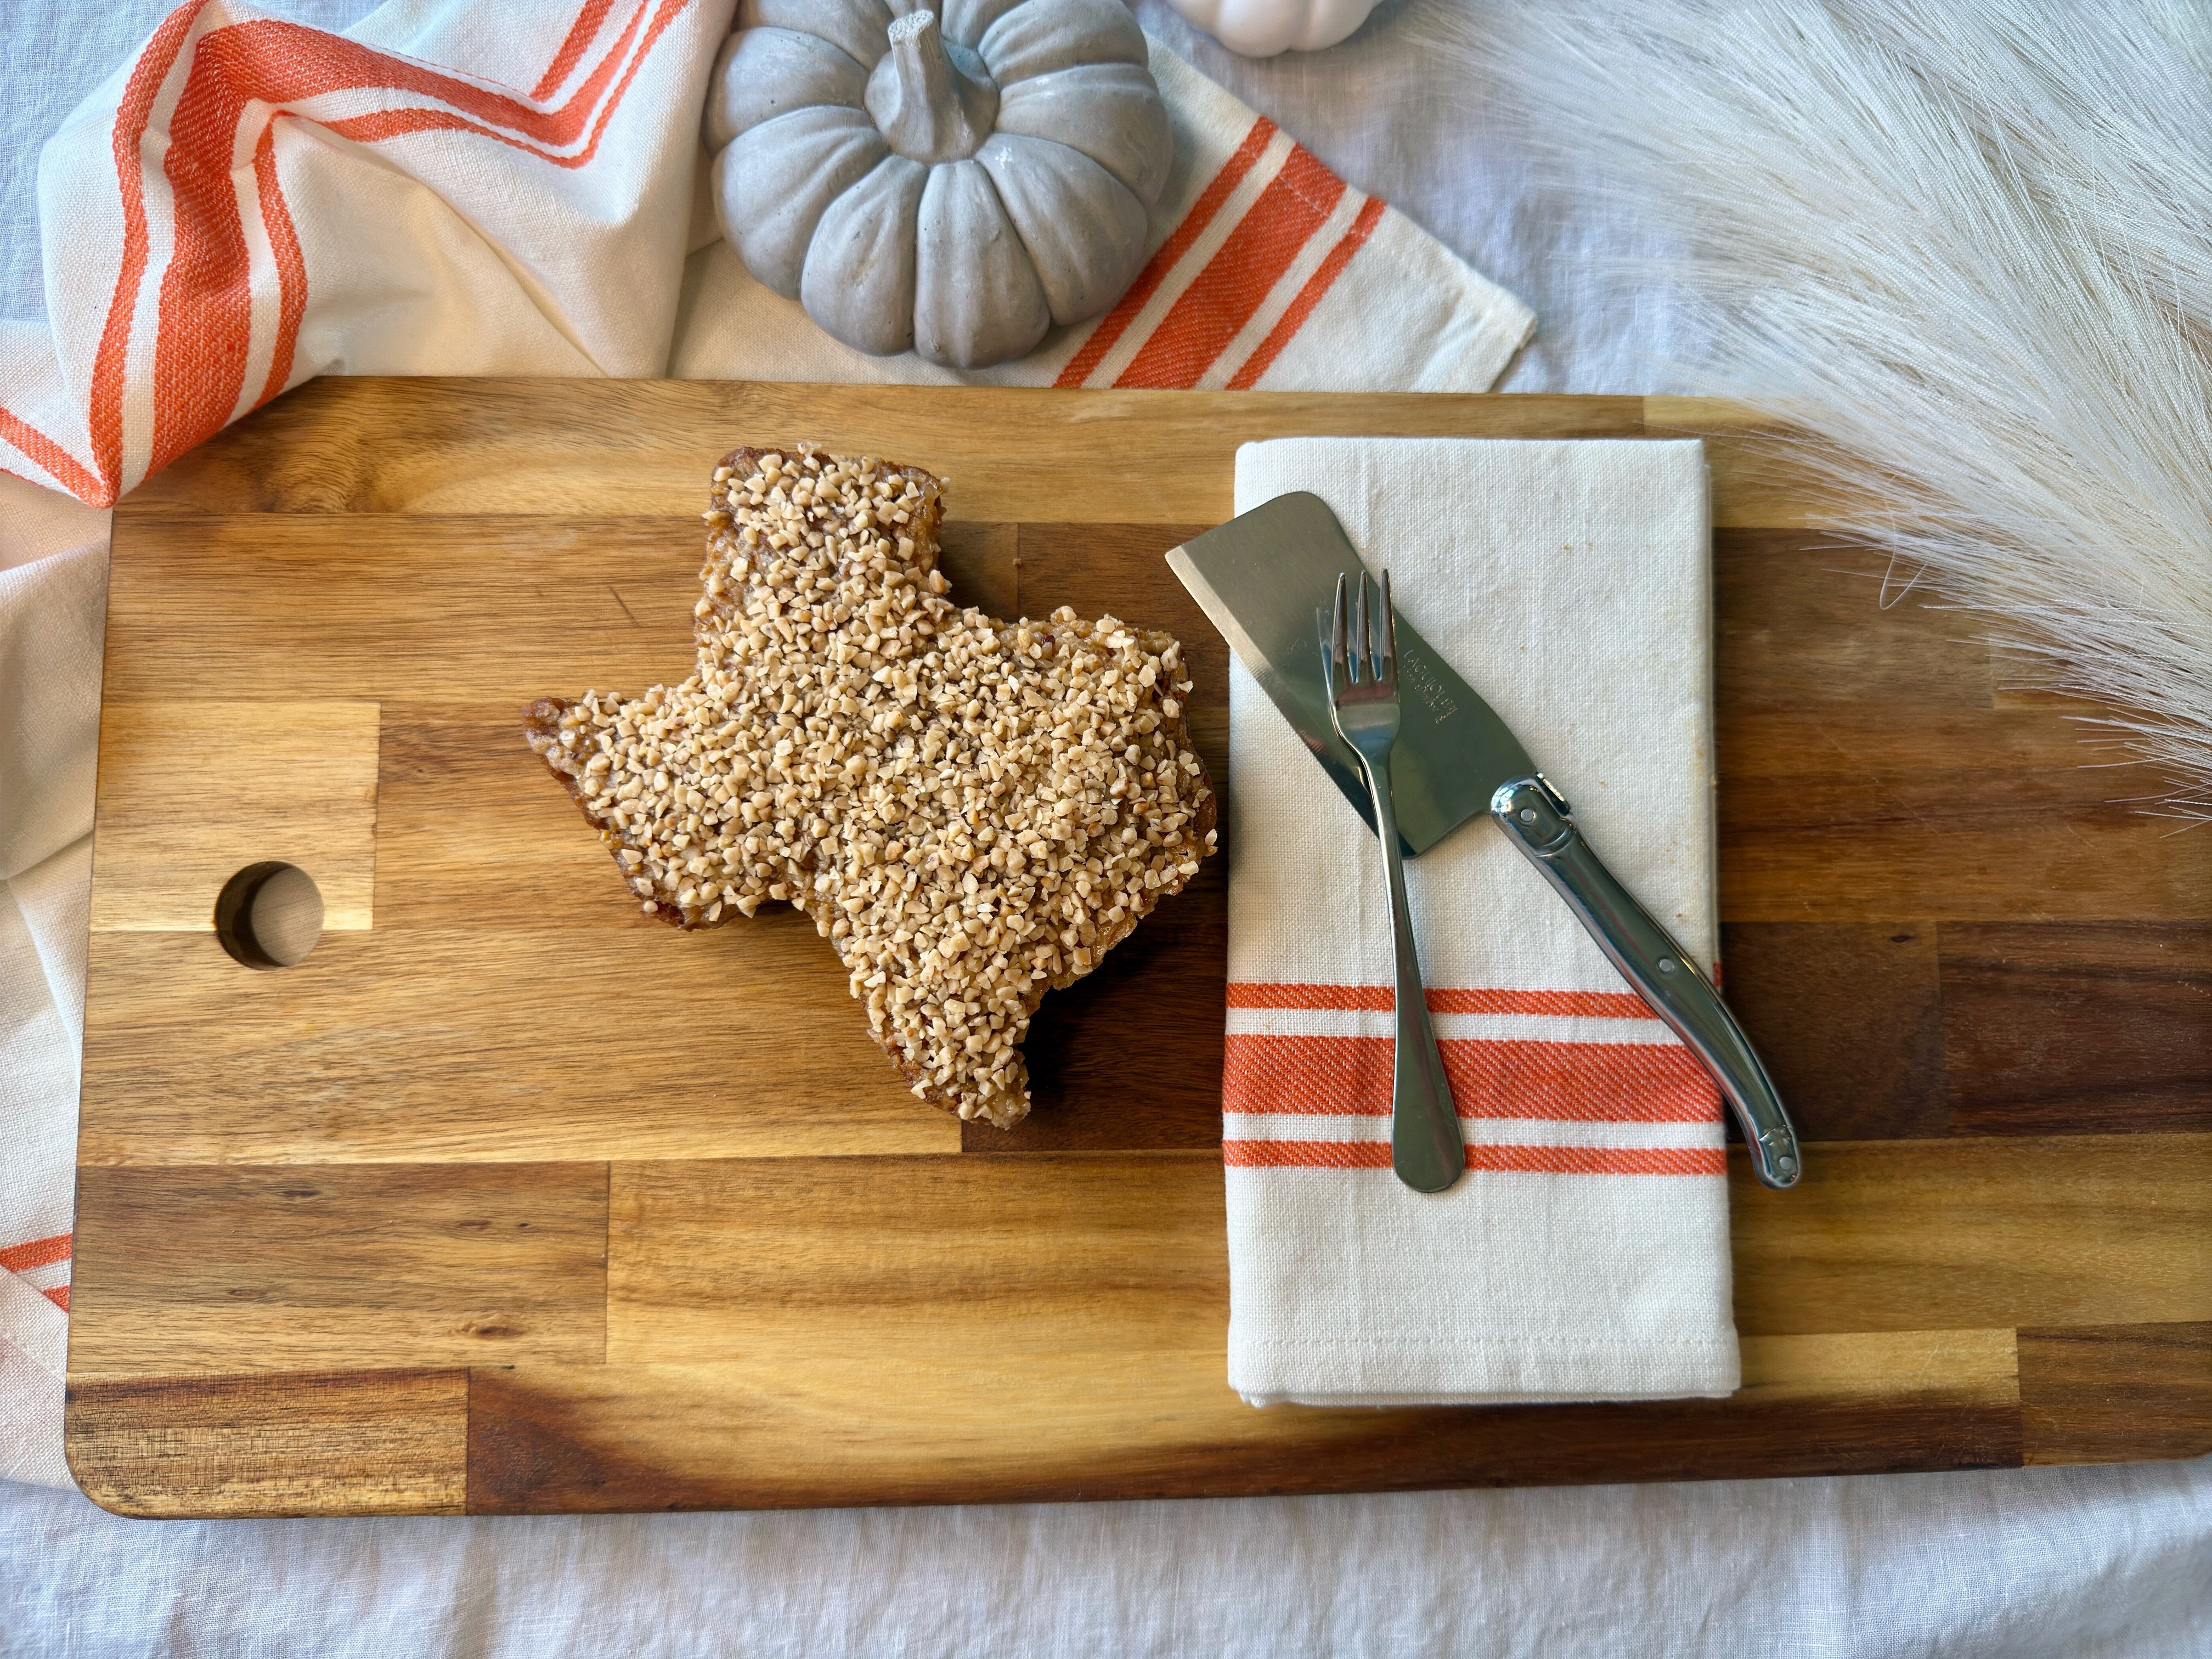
top-left (1444, 0), bottom-right (2212, 817)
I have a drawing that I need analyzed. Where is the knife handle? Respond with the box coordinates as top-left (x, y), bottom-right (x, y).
top-left (1490, 776), bottom-right (1803, 1190)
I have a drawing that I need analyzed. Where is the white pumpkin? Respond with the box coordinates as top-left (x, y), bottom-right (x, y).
top-left (1163, 0), bottom-right (1379, 57)
top-left (706, 0), bottom-right (1173, 368)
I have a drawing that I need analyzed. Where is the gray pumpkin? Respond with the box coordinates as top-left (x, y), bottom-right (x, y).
top-left (706, 0), bottom-right (1173, 368)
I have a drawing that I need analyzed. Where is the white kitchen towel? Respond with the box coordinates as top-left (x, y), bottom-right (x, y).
top-left (0, 0), bottom-right (733, 506)
top-left (1225, 437), bottom-right (1737, 1406)
top-left (0, 2), bottom-right (1532, 1485)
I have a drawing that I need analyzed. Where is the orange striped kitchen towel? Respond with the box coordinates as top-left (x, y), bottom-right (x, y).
top-left (1225, 437), bottom-right (1739, 1406)
top-left (672, 42), bottom-right (1533, 391)
top-left (0, 11), bottom-right (1530, 506)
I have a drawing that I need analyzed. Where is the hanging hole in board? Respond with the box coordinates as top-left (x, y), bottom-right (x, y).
top-left (213, 862), bottom-right (325, 969)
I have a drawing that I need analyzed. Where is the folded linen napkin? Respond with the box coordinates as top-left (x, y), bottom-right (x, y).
top-left (1224, 437), bottom-right (1738, 1406)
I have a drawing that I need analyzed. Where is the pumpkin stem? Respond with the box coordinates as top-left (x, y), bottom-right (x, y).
top-left (867, 10), bottom-right (999, 165)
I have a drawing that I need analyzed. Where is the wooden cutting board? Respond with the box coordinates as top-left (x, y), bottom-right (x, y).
top-left (67, 380), bottom-right (2211, 1516)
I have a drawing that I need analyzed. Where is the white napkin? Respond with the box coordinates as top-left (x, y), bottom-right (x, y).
top-left (1225, 437), bottom-right (1739, 1406)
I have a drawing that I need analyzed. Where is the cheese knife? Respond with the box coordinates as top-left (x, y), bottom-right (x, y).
top-left (1166, 491), bottom-right (1802, 1189)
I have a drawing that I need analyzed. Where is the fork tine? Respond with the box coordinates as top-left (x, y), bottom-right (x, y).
top-left (1351, 572), bottom-right (1368, 685)
top-left (1329, 572), bottom-right (1351, 692)
top-left (1353, 571), bottom-right (1371, 676)
top-left (1379, 568), bottom-right (1397, 685)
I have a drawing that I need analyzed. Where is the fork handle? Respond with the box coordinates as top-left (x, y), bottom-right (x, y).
top-left (1491, 776), bottom-right (1802, 1189)
top-left (1364, 750), bottom-right (1465, 1193)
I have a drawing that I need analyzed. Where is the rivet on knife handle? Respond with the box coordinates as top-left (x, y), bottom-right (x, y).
top-left (1489, 776), bottom-right (1803, 1190)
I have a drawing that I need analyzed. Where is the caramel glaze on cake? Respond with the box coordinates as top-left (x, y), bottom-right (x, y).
top-left (526, 445), bottom-right (1217, 1129)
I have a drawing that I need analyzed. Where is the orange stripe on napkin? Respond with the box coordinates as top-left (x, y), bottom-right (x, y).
top-left (87, 1), bottom-right (200, 500)
top-left (1229, 981), bottom-right (1657, 1019)
top-left (0, 1233), bottom-right (71, 1274)
top-left (251, 122), bottom-right (308, 410)
top-left (1114, 144), bottom-right (1345, 389)
top-left (1224, 1140), bottom-right (1727, 1176)
top-left (1055, 116), bottom-right (1279, 388)
top-left (1226, 194), bottom-right (1385, 390)
top-left (0, 410), bottom-right (102, 501)
top-left (532, 0), bottom-right (620, 99)
top-left (1223, 1032), bottom-right (1721, 1121)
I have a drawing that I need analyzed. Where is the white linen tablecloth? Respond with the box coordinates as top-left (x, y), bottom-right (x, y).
top-left (1, 2), bottom-right (2205, 1655)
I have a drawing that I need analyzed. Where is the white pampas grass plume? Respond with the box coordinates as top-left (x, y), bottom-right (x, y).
top-left (1444, 0), bottom-right (2212, 817)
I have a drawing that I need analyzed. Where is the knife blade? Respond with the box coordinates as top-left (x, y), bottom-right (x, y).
top-left (1166, 492), bottom-right (1532, 855)
top-left (1166, 491), bottom-right (1803, 1189)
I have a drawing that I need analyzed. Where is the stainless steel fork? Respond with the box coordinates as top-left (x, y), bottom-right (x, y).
top-left (1323, 570), bottom-right (1464, 1194)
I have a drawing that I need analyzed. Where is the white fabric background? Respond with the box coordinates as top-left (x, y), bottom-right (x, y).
top-left (1, 1), bottom-right (2205, 1654)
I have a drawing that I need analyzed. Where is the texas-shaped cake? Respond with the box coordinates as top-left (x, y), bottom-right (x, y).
top-left (526, 445), bottom-right (1217, 1128)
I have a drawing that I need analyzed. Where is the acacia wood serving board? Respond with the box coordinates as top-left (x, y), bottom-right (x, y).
top-left (68, 379), bottom-right (2211, 1516)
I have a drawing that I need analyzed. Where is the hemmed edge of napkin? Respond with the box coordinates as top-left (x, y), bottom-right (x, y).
top-left (1233, 1335), bottom-right (1743, 1408)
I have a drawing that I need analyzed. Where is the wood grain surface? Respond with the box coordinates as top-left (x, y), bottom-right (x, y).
top-left (69, 379), bottom-right (2212, 1516)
